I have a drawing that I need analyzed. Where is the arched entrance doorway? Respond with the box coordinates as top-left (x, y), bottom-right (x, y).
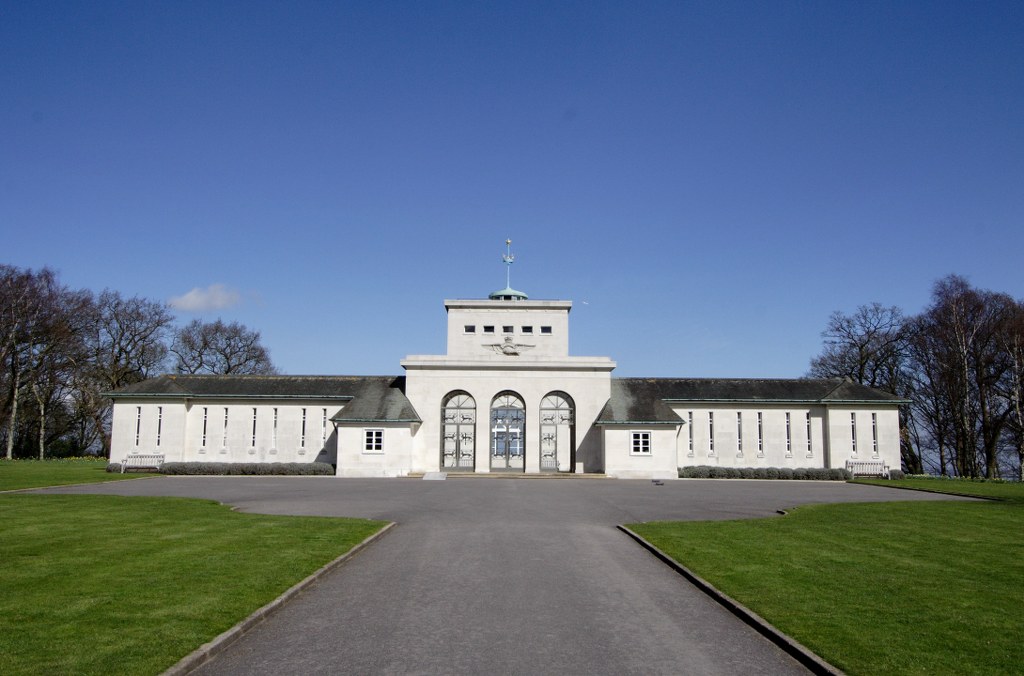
top-left (441, 391), bottom-right (475, 470)
top-left (540, 392), bottom-right (575, 472)
top-left (490, 391), bottom-right (525, 472)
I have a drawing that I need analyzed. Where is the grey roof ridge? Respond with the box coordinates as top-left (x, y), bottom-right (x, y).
top-left (105, 388), bottom-right (357, 400)
top-left (594, 419), bottom-right (681, 425)
top-left (104, 374), bottom-right (400, 399)
top-left (819, 376), bottom-right (910, 404)
top-left (331, 417), bottom-right (422, 424)
top-left (820, 376), bottom-right (852, 400)
top-left (158, 373), bottom-right (398, 379)
top-left (612, 375), bottom-right (836, 383)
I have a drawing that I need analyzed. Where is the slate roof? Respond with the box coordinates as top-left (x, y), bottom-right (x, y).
top-left (107, 375), bottom-right (421, 423)
top-left (596, 380), bottom-right (684, 425)
top-left (111, 374), bottom-right (900, 427)
top-left (596, 377), bottom-right (906, 425)
top-left (330, 377), bottom-right (421, 423)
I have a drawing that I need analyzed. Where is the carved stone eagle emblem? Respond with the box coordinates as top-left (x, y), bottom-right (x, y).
top-left (484, 336), bottom-right (535, 356)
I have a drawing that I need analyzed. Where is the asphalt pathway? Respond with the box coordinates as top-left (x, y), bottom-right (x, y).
top-left (42, 478), bottom-right (970, 675)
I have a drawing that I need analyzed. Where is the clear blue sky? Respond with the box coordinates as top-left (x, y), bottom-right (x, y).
top-left (3, 1), bottom-right (1022, 378)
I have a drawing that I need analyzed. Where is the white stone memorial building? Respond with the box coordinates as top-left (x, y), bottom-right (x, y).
top-left (108, 248), bottom-right (904, 479)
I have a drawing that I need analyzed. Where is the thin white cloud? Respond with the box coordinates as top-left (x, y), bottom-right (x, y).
top-left (169, 283), bottom-right (242, 312)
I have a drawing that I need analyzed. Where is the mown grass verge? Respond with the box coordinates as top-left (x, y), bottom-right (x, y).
top-left (630, 482), bottom-right (1024, 675)
top-left (854, 477), bottom-right (1024, 503)
top-left (0, 494), bottom-right (386, 675)
top-left (0, 458), bottom-right (156, 491)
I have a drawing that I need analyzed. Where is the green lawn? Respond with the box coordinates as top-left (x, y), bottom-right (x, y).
top-left (855, 477), bottom-right (1024, 502)
top-left (630, 481), bottom-right (1024, 675)
top-left (0, 494), bottom-right (386, 675)
top-left (0, 458), bottom-right (156, 491)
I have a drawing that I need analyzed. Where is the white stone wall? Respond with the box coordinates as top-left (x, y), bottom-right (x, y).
top-left (335, 423), bottom-right (415, 477)
top-left (444, 300), bottom-right (571, 359)
top-left (824, 406), bottom-right (901, 470)
top-left (110, 399), bottom-right (187, 463)
top-left (670, 403), bottom-right (901, 471)
top-left (402, 363), bottom-right (613, 474)
top-left (671, 404), bottom-right (826, 468)
top-left (601, 425), bottom-right (680, 480)
top-left (111, 399), bottom-right (340, 466)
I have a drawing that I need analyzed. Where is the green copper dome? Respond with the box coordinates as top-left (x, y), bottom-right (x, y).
top-left (488, 286), bottom-right (529, 301)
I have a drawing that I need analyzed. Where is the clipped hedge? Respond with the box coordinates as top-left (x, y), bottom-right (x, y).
top-left (107, 461), bottom-right (335, 476)
top-left (679, 465), bottom-right (853, 481)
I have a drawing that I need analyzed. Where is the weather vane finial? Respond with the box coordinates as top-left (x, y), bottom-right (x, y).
top-left (502, 238), bottom-right (515, 289)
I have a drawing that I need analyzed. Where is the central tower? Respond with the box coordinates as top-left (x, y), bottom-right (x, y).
top-left (400, 240), bottom-right (616, 474)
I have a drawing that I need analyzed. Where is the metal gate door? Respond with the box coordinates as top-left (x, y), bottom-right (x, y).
top-left (490, 393), bottom-right (525, 472)
top-left (539, 393), bottom-right (574, 472)
top-left (441, 392), bottom-right (475, 470)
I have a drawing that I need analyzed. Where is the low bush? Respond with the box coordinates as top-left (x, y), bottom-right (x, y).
top-left (889, 469), bottom-right (905, 480)
top-left (106, 461), bottom-right (334, 476)
top-left (679, 465), bottom-right (852, 480)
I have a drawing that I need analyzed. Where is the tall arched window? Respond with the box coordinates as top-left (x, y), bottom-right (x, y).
top-left (540, 392), bottom-right (575, 472)
top-left (490, 391), bottom-right (525, 471)
top-left (441, 392), bottom-right (475, 469)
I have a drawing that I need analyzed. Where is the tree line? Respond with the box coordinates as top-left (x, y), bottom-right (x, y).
top-left (0, 265), bottom-right (275, 459)
top-left (810, 274), bottom-right (1024, 479)
top-left (6, 263), bottom-right (1021, 477)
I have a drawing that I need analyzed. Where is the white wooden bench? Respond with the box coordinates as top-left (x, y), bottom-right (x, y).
top-left (120, 453), bottom-right (165, 473)
top-left (846, 460), bottom-right (888, 477)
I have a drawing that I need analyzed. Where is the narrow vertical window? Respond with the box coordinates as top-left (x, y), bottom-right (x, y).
top-left (272, 408), bottom-right (278, 448)
top-left (806, 412), bottom-right (812, 454)
top-left (223, 408), bottom-right (229, 447)
top-left (851, 413), bottom-right (858, 454)
top-left (322, 408), bottom-right (328, 446)
top-left (156, 406), bottom-right (163, 447)
top-left (135, 406), bottom-right (142, 446)
top-left (251, 408), bottom-right (258, 447)
top-left (688, 411), bottom-right (694, 455)
top-left (708, 412), bottom-right (715, 454)
top-left (757, 412), bottom-right (764, 455)
top-left (736, 412), bottom-right (743, 454)
top-left (202, 407), bottom-right (208, 447)
top-left (872, 413), bottom-right (878, 456)
top-left (785, 412), bottom-right (791, 454)
top-left (300, 408), bottom-right (307, 448)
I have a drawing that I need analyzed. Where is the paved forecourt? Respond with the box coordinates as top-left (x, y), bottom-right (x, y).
top-left (41, 478), bottom-right (970, 675)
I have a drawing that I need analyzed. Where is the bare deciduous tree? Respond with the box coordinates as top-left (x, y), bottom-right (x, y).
top-left (170, 319), bottom-right (277, 375)
top-left (809, 303), bottom-right (908, 388)
top-left (0, 267), bottom-right (287, 459)
top-left (816, 276), bottom-right (1023, 478)
top-left (79, 290), bottom-right (174, 455)
top-left (808, 303), bottom-right (920, 472)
